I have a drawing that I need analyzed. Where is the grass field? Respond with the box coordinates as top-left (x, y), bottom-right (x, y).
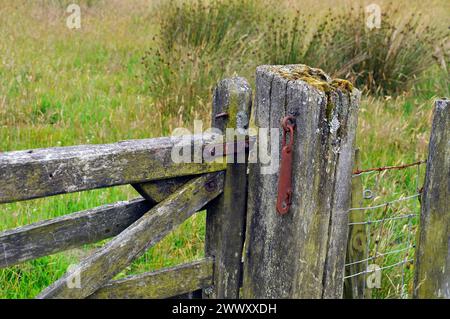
top-left (0, 0), bottom-right (448, 298)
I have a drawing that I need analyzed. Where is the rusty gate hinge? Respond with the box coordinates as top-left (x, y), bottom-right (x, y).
top-left (276, 116), bottom-right (296, 215)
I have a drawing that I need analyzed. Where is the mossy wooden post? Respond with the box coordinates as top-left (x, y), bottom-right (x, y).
top-left (242, 65), bottom-right (360, 298)
top-left (344, 149), bottom-right (371, 299)
top-left (414, 99), bottom-right (449, 299)
top-left (204, 77), bottom-right (252, 298)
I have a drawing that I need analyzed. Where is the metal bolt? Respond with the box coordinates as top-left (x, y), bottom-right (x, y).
top-left (363, 189), bottom-right (374, 199)
top-left (205, 180), bottom-right (217, 192)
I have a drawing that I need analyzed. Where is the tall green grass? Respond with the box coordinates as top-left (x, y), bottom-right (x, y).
top-left (143, 0), bottom-right (447, 127)
top-left (257, 4), bottom-right (447, 95)
top-left (142, 0), bottom-right (262, 125)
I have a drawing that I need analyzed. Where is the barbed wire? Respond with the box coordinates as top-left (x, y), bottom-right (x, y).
top-left (352, 160), bottom-right (426, 177)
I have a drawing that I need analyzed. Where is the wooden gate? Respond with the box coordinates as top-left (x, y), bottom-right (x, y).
top-left (0, 65), bottom-right (448, 299)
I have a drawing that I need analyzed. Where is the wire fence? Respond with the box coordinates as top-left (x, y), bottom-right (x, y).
top-left (344, 159), bottom-right (426, 299)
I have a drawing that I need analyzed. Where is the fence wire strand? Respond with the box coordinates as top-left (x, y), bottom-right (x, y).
top-left (345, 245), bottom-right (415, 267)
top-left (348, 194), bottom-right (420, 212)
top-left (345, 160), bottom-right (426, 299)
top-left (348, 213), bottom-right (418, 225)
top-left (344, 259), bottom-right (414, 280)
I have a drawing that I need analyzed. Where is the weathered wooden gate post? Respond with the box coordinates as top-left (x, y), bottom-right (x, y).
top-left (344, 148), bottom-right (371, 299)
top-left (242, 65), bottom-right (360, 298)
top-left (204, 77), bottom-right (252, 298)
top-left (414, 99), bottom-right (449, 299)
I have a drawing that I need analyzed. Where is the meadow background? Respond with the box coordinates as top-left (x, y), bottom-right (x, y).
top-left (0, 0), bottom-right (448, 298)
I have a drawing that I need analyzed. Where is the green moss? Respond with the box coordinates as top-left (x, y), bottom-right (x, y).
top-left (325, 98), bottom-right (335, 121)
top-left (416, 211), bottom-right (448, 297)
top-left (331, 79), bottom-right (354, 92)
top-left (270, 64), bottom-right (354, 94)
top-left (269, 65), bottom-right (355, 122)
top-left (226, 86), bottom-right (239, 130)
top-left (270, 65), bottom-right (331, 92)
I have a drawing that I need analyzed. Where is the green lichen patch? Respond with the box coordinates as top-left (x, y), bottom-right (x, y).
top-left (331, 79), bottom-right (354, 92)
top-left (268, 64), bottom-right (354, 95)
top-left (268, 64), bottom-right (357, 122)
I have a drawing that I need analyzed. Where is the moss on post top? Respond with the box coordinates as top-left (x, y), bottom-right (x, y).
top-left (267, 64), bottom-right (355, 94)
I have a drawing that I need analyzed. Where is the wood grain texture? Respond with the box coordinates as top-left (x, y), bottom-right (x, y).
top-left (0, 133), bottom-right (225, 204)
top-left (90, 258), bottom-right (213, 299)
top-left (0, 198), bottom-right (151, 269)
top-left (414, 99), bottom-right (449, 299)
top-left (344, 149), bottom-right (371, 299)
top-left (243, 65), bottom-right (359, 298)
top-left (37, 172), bottom-right (224, 299)
top-left (322, 79), bottom-right (360, 298)
top-left (204, 77), bottom-right (252, 299)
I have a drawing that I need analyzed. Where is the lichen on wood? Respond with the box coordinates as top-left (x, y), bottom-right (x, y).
top-left (90, 258), bottom-right (214, 299)
top-left (243, 64), bottom-right (360, 299)
top-left (37, 172), bottom-right (224, 299)
top-left (205, 77), bottom-right (251, 299)
top-left (414, 99), bottom-right (449, 299)
top-left (269, 64), bottom-right (354, 94)
top-left (0, 133), bottom-right (226, 204)
top-left (266, 64), bottom-right (357, 123)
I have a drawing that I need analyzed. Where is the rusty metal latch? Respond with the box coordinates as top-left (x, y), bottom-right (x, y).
top-left (276, 116), bottom-right (296, 215)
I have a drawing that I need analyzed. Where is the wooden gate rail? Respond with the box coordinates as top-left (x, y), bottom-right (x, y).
top-left (0, 170), bottom-right (222, 298)
top-left (0, 198), bottom-right (151, 268)
top-left (89, 258), bottom-right (214, 299)
top-left (36, 172), bottom-right (224, 298)
top-left (0, 133), bottom-right (225, 204)
top-left (0, 176), bottom-right (202, 269)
